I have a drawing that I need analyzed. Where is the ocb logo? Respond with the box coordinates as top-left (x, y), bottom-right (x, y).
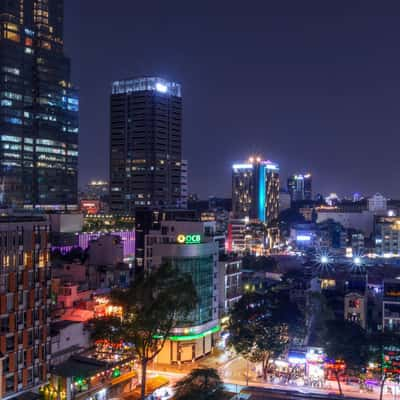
top-left (177, 234), bottom-right (186, 244)
top-left (176, 234), bottom-right (201, 244)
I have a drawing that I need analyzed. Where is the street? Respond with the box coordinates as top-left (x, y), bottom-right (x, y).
top-left (146, 355), bottom-right (399, 400)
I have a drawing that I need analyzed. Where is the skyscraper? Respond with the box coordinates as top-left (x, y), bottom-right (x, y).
top-left (0, 0), bottom-right (79, 209)
top-left (110, 77), bottom-right (183, 214)
top-left (287, 173), bottom-right (312, 202)
top-left (232, 157), bottom-right (280, 225)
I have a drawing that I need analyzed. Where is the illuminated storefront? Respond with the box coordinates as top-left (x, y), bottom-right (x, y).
top-left (306, 348), bottom-right (325, 386)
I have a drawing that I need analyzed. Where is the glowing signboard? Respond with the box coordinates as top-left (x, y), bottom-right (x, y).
top-left (177, 234), bottom-right (201, 244)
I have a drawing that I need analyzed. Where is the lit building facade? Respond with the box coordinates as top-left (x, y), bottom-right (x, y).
top-left (145, 221), bottom-right (220, 363)
top-left (374, 216), bottom-right (400, 256)
top-left (383, 280), bottom-right (400, 333)
top-left (287, 174), bottom-right (312, 202)
top-left (83, 180), bottom-right (109, 200)
top-left (0, 0), bottom-right (79, 209)
top-left (218, 257), bottom-right (242, 317)
top-left (232, 158), bottom-right (279, 225)
top-left (368, 193), bottom-right (387, 213)
top-left (110, 77), bottom-right (183, 214)
top-left (179, 159), bottom-right (188, 209)
top-left (0, 215), bottom-right (51, 398)
top-left (231, 158), bottom-right (280, 253)
top-left (344, 292), bottom-right (367, 329)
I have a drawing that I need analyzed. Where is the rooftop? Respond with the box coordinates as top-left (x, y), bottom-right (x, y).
top-left (112, 77), bottom-right (181, 97)
top-left (51, 320), bottom-right (81, 335)
top-left (52, 355), bottom-right (109, 378)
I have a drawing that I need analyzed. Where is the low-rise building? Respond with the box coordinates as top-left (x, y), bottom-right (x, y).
top-left (383, 279), bottom-right (400, 333)
top-left (344, 292), bottom-right (367, 329)
top-left (50, 321), bottom-right (90, 366)
top-left (218, 257), bottom-right (242, 317)
top-left (375, 216), bottom-right (400, 256)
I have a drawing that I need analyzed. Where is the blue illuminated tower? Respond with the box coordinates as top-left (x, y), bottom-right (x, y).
top-left (232, 157), bottom-right (280, 225)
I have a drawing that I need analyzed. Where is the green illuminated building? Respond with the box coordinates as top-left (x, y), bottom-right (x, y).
top-left (145, 220), bottom-right (220, 363)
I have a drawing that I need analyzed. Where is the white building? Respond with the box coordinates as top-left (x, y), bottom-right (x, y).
top-left (316, 209), bottom-right (375, 236)
top-left (51, 321), bottom-right (90, 365)
top-left (368, 193), bottom-right (387, 213)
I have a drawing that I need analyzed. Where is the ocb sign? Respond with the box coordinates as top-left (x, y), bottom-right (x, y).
top-left (177, 234), bottom-right (201, 244)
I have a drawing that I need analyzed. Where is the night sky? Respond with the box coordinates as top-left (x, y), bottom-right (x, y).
top-left (65, 0), bottom-right (400, 199)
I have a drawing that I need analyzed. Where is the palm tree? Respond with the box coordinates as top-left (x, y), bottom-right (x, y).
top-left (174, 368), bottom-right (225, 400)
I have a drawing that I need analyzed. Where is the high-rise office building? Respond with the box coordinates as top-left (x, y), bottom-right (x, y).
top-left (110, 77), bottom-right (183, 214)
top-left (0, 214), bottom-right (51, 398)
top-left (232, 157), bottom-right (280, 225)
top-left (0, 0), bottom-right (79, 209)
top-left (287, 173), bottom-right (312, 202)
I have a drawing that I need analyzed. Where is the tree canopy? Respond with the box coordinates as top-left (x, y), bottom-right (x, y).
top-left (91, 262), bottom-right (198, 400)
top-left (174, 368), bottom-right (225, 400)
top-left (228, 286), bottom-right (304, 379)
top-left (322, 319), bottom-right (369, 396)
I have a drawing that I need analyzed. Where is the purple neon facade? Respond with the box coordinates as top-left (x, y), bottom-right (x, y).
top-left (53, 230), bottom-right (135, 258)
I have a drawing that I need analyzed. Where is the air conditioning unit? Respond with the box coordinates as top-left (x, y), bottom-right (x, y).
top-left (18, 323), bottom-right (24, 330)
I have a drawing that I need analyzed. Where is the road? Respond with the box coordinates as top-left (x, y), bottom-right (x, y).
top-left (148, 357), bottom-right (393, 400)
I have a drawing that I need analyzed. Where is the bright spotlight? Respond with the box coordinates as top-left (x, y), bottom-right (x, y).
top-left (155, 82), bottom-right (168, 93)
top-left (320, 255), bottom-right (329, 264)
top-left (354, 256), bottom-right (362, 266)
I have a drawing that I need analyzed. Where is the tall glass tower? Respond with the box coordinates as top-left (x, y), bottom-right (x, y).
top-left (110, 77), bottom-right (182, 214)
top-left (0, 0), bottom-right (79, 209)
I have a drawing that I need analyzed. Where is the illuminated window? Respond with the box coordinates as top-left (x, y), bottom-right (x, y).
top-left (1, 92), bottom-right (22, 101)
top-left (2, 67), bottom-right (20, 76)
top-left (41, 41), bottom-right (51, 50)
top-left (3, 144), bottom-right (21, 151)
top-left (4, 117), bottom-right (22, 125)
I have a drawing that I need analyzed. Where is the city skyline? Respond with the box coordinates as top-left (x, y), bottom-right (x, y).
top-left (65, 0), bottom-right (400, 198)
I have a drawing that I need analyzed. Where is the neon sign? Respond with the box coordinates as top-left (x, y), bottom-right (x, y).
top-left (177, 234), bottom-right (201, 244)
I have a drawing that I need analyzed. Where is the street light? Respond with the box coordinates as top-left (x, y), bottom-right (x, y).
top-left (353, 256), bottom-right (362, 266)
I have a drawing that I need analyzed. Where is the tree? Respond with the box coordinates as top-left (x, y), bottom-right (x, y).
top-left (228, 289), bottom-right (303, 380)
top-left (368, 331), bottom-right (400, 400)
top-left (322, 320), bottom-right (369, 396)
top-left (174, 368), bottom-right (224, 400)
top-left (91, 263), bottom-right (197, 400)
